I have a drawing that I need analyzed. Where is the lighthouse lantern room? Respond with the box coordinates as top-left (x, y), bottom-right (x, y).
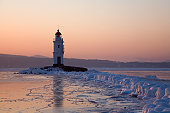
top-left (53, 29), bottom-right (64, 67)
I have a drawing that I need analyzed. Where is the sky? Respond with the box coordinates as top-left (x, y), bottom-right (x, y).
top-left (0, 0), bottom-right (170, 62)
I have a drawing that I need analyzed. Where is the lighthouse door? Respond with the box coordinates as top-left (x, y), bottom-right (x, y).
top-left (57, 57), bottom-right (61, 65)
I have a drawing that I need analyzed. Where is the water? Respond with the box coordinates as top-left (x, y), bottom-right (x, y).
top-left (0, 70), bottom-right (145, 113)
top-left (92, 68), bottom-right (170, 80)
top-left (104, 71), bottom-right (170, 80)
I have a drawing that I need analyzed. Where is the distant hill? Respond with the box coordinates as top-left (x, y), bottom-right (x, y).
top-left (0, 54), bottom-right (170, 68)
top-left (31, 55), bottom-right (49, 58)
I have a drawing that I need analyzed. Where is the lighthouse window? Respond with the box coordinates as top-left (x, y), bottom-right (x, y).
top-left (58, 45), bottom-right (60, 48)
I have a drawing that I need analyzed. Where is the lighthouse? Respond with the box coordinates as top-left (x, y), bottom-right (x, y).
top-left (53, 29), bottom-right (64, 67)
top-left (51, 29), bottom-right (87, 72)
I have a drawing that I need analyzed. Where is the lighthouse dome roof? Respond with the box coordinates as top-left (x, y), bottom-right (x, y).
top-left (55, 29), bottom-right (62, 35)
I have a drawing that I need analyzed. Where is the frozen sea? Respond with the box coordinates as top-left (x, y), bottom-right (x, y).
top-left (0, 68), bottom-right (170, 113)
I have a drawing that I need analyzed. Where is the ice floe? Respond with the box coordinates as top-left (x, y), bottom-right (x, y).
top-left (19, 68), bottom-right (170, 113)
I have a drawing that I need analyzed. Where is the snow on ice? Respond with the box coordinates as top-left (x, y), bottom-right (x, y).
top-left (19, 68), bottom-right (170, 113)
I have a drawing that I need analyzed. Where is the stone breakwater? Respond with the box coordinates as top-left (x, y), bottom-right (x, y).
top-left (19, 68), bottom-right (170, 113)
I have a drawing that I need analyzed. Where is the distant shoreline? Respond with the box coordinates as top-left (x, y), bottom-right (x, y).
top-left (0, 54), bottom-right (170, 68)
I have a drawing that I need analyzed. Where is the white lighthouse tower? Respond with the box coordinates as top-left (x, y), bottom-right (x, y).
top-left (53, 29), bottom-right (64, 67)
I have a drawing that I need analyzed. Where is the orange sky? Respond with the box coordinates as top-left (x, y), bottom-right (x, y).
top-left (0, 0), bottom-right (170, 62)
